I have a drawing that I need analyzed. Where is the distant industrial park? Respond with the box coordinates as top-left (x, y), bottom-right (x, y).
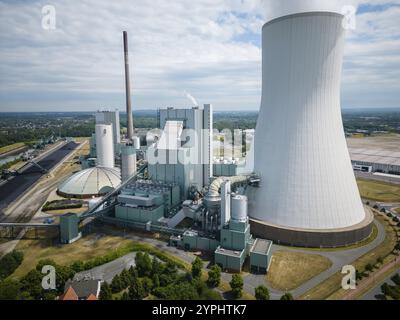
top-left (0, 4), bottom-right (399, 304)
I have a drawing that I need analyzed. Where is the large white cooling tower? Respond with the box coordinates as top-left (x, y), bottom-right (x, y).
top-left (96, 124), bottom-right (115, 168)
top-left (248, 12), bottom-right (373, 247)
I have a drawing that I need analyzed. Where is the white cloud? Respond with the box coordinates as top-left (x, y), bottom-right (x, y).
top-left (0, 0), bottom-right (399, 111)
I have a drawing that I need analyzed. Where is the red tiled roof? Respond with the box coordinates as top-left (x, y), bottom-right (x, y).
top-left (86, 293), bottom-right (97, 300)
top-left (59, 286), bottom-right (78, 300)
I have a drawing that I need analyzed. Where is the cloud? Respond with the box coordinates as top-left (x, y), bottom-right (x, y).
top-left (0, 0), bottom-right (399, 111)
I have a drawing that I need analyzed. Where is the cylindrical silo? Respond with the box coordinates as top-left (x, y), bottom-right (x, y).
top-left (247, 12), bottom-right (373, 247)
top-left (121, 144), bottom-right (137, 182)
top-left (231, 195), bottom-right (247, 222)
top-left (95, 124), bottom-right (114, 168)
top-left (133, 136), bottom-right (141, 149)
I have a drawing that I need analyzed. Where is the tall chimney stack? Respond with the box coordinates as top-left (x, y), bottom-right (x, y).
top-left (123, 31), bottom-right (134, 141)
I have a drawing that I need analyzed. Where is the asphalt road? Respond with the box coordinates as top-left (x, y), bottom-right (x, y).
top-left (0, 141), bottom-right (78, 216)
top-left (355, 171), bottom-right (400, 185)
top-left (74, 252), bottom-right (138, 284)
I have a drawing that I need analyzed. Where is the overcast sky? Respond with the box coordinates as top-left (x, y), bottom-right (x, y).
top-left (0, 0), bottom-right (399, 112)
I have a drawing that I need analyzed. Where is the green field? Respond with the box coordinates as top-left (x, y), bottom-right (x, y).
top-left (357, 179), bottom-right (400, 203)
top-left (0, 142), bottom-right (25, 155)
top-left (10, 233), bottom-right (193, 280)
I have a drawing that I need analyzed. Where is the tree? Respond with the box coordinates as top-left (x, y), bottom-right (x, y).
top-left (280, 292), bottom-right (294, 300)
top-left (0, 279), bottom-right (22, 300)
top-left (377, 257), bottom-right (384, 265)
top-left (191, 257), bottom-right (203, 279)
top-left (120, 291), bottom-right (129, 300)
top-left (141, 277), bottom-right (153, 296)
top-left (230, 274), bottom-right (243, 298)
top-left (207, 264), bottom-right (221, 287)
top-left (365, 263), bottom-right (374, 272)
top-left (151, 257), bottom-right (163, 275)
top-left (255, 285), bottom-right (270, 300)
top-left (0, 250), bottom-right (24, 280)
top-left (111, 274), bottom-right (123, 293)
top-left (128, 278), bottom-right (146, 300)
top-left (99, 282), bottom-right (112, 300)
top-left (120, 269), bottom-right (132, 288)
top-left (135, 252), bottom-right (152, 277)
top-left (152, 273), bottom-right (160, 289)
top-left (20, 269), bottom-right (45, 300)
top-left (391, 273), bottom-right (400, 286)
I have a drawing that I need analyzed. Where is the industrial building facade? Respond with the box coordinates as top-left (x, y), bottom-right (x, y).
top-left (350, 148), bottom-right (400, 175)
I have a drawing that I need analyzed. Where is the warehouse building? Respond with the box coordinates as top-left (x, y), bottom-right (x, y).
top-left (350, 148), bottom-right (400, 175)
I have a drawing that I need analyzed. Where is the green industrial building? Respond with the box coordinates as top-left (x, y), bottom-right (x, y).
top-left (60, 213), bottom-right (81, 244)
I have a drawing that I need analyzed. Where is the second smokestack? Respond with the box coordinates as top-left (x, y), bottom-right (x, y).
top-left (123, 31), bottom-right (134, 141)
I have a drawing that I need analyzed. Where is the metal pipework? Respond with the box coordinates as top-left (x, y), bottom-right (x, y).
top-left (123, 31), bottom-right (134, 141)
top-left (204, 176), bottom-right (248, 210)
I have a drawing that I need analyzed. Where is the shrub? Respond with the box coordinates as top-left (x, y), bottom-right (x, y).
top-left (365, 263), bottom-right (374, 272)
top-left (391, 273), bottom-right (400, 286)
top-left (230, 274), bottom-right (243, 299)
top-left (0, 250), bottom-right (24, 280)
top-left (255, 285), bottom-right (270, 300)
top-left (191, 257), bottom-right (203, 279)
top-left (207, 264), bottom-right (221, 287)
top-left (280, 292), bottom-right (294, 300)
top-left (42, 199), bottom-right (83, 211)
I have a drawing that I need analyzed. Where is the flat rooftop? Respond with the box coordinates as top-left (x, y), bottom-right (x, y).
top-left (251, 238), bottom-right (272, 255)
top-left (349, 148), bottom-right (400, 166)
top-left (346, 135), bottom-right (400, 167)
top-left (215, 246), bottom-right (244, 258)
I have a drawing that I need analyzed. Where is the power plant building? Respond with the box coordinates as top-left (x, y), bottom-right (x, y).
top-left (147, 105), bottom-right (213, 197)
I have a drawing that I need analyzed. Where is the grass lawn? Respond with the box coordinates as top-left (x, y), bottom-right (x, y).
top-left (11, 234), bottom-right (134, 278)
top-left (11, 233), bottom-right (194, 280)
top-left (299, 214), bottom-right (399, 300)
top-left (357, 179), bottom-right (400, 203)
top-left (266, 250), bottom-right (332, 291)
top-left (0, 142), bottom-right (25, 155)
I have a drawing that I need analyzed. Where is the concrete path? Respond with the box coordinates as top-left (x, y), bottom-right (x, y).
top-left (361, 268), bottom-right (400, 300)
top-left (74, 252), bottom-right (137, 284)
top-left (345, 259), bottom-right (400, 300)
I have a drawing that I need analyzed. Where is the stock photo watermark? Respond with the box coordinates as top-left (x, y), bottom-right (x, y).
top-left (41, 265), bottom-right (56, 290)
top-left (41, 5), bottom-right (56, 30)
top-left (341, 265), bottom-right (357, 290)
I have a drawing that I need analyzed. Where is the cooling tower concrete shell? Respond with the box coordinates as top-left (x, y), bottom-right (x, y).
top-left (95, 124), bottom-right (114, 168)
top-left (247, 12), bottom-right (373, 247)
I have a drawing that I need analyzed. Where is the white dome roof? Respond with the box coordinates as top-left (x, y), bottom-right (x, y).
top-left (57, 167), bottom-right (121, 198)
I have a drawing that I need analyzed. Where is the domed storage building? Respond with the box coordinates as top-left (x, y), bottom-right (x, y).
top-left (57, 167), bottom-right (121, 199)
